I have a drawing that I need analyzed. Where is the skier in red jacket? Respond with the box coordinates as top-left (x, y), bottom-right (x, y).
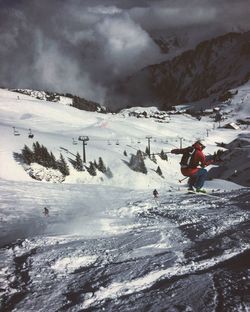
top-left (171, 140), bottom-right (213, 193)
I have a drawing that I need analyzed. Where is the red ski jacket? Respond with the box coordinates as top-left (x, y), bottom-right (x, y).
top-left (171, 143), bottom-right (213, 177)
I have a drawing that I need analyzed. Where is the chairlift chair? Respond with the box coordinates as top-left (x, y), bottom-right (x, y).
top-left (13, 127), bottom-right (20, 136)
top-left (28, 129), bottom-right (34, 138)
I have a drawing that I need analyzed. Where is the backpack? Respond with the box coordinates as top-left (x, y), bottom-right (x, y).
top-left (180, 147), bottom-right (196, 168)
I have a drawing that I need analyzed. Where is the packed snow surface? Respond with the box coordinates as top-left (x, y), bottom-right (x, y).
top-left (0, 85), bottom-right (249, 311)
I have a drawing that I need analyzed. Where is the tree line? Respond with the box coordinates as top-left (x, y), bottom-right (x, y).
top-left (71, 152), bottom-right (113, 178)
top-left (21, 142), bottom-right (70, 176)
top-left (19, 142), bottom-right (168, 179)
top-left (20, 142), bottom-right (113, 178)
top-left (126, 149), bottom-right (168, 177)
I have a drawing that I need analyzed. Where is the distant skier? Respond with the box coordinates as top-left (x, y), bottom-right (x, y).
top-left (43, 207), bottom-right (49, 217)
top-left (171, 140), bottom-right (214, 193)
top-left (153, 189), bottom-right (159, 198)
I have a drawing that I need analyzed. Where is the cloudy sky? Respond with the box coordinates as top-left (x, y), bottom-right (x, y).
top-left (0, 0), bottom-right (250, 105)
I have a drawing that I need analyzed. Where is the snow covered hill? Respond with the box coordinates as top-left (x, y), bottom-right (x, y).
top-left (1, 85), bottom-right (249, 189)
top-left (11, 88), bottom-right (106, 113)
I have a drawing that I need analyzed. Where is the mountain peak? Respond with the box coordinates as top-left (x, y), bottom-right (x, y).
top-left (106, 31), bottom-right (250, 111)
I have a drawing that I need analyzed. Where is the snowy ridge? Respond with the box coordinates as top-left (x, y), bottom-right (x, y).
top-left (12, 88), bottom-right (73, 105)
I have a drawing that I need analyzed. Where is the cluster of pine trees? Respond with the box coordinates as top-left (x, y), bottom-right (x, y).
top-left (71, 152), bottom-right (84, 171)
top-left (72, 153), bottom-right (113, 178)
top-left (21, 142), bottom-right (69, 176)
top-left (128, 149), bottom-right (166, 177)
top-left (159, 150), bottom-right (168, 161)
top-left (86, 157), bottom-right (113, 178)
top-left (89, 157), bottom-right (113, 178)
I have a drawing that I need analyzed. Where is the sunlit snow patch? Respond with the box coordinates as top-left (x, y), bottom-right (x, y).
top-left (51, 255), bottom-right (98, 274)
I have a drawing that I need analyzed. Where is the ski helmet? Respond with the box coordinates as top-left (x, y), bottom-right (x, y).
top-left (194, 140), bottom-right (206, 149)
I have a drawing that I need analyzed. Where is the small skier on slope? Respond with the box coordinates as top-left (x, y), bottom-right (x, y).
top-left (43, 207), bottom-right (49, 217)
top-left (171, 140), bottom-right (215, 193)
top-left (153, 189), bottom-right (159, 198)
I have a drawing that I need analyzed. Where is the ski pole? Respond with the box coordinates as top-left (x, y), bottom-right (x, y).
top-left (178, 176), bottom-right (188, 183)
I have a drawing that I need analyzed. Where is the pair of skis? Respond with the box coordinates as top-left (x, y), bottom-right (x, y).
top-left (186, 189), bottom-right (222, 200)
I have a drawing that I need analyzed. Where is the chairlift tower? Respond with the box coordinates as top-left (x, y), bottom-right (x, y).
top-left (179, 137), bottom-right (183, 149)
top-left (146, 136), bottom-right (152, 156)
top-left (78, 136), bottom-right (89, 163)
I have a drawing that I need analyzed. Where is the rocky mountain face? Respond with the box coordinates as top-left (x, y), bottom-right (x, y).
top-left (150, 32), bottom-right (187, 56)
top-left (106, 32), bottom-right (250, 111)
top-left (208, 133), bottom-right (250, 187)
top-left (67, 94), bottom-right (107, 113)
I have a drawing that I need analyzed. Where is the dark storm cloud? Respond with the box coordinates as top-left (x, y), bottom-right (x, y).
top-left (0, 0), bottom-right (249, 105)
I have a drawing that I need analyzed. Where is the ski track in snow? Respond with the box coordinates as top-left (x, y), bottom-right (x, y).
top-left (0, 184), bottom-right (249, 311)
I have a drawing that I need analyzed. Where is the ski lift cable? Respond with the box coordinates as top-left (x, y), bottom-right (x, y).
top-left (82, 136), bottom-right (178, 142)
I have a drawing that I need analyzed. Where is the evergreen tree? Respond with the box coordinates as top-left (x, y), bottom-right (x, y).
top-left (32, 141), bottom-right (41, 153)
top-left (98, 157), bottom-right (106, 173)
top-left (160, 150), bottom-right (168, 161)
top-left (87, 162), bottom-right (97, 176)
top-left (32, 141), bottom-right (43, 164)
top-left (75, 152), bottom-right (84, 171)
top-left (105, 167), bottom-right (113, 178)
top-left (21, 145), bottom-right (33, 164)
top-left (40, 145), bottom-right (51, 167)
top-left (156, 166), bottom-right (163, 177)
top-left (151, 153), bottom-right (157, 163)
top-left (160, 149), bottom-right (164, 160)
top-left (57, 153), bottom-right (70, 176)
top-left (140, 158), bottom-right (147, 174)
top-left (129, 151), bottom-right (147, 174)
top-left (32, 141), bottom-right (41, 154)
top-left (137, 150), bottom-right (143, 157)
top-left (49, 152), bottom-right (58, 169)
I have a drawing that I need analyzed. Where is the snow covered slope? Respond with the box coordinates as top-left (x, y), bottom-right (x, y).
top-left (0, 86), bottom-right (249, 189)
top-left (0, 86), bottom-right (249, 312)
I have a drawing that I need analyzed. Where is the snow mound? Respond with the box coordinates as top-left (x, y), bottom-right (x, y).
top-left (24, 163), bottom-right (65, 183)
